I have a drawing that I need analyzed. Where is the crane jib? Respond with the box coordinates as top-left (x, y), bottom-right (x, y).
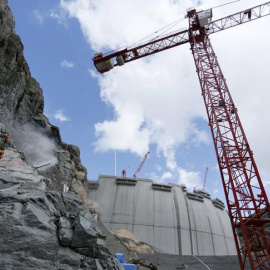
top-left (93, 1), bottom-right (270, 74)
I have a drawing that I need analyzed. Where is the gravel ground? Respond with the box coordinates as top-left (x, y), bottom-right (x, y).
top-left (98, 221), bottom-right (247, 270)
top-left (137, 253), bottom-right (246, 270)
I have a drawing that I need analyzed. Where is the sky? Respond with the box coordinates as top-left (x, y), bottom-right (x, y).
top-left (8, 0), bottom-right (270, 203)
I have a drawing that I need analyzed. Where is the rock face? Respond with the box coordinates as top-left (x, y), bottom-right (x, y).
top-left (0, 172), bottom-right (123, 269)
top-left (0, 0), bottom-right (87, 203)
top-left (0, 137), bottom-right (123, 270)
top-left (0, 0), bottom-right (124, 269)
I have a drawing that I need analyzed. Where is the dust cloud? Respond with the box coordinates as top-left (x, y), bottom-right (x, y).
top-left (7, 123), bottom-right (58, 168)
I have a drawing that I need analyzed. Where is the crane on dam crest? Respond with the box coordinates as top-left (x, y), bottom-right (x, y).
top-left (93, 2), bottom-right (270, 269)
top-left (133, 151), bottom-right (150, 178)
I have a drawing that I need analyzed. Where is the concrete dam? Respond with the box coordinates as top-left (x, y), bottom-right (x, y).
top-left (88, 175), bottom-right (237, 256)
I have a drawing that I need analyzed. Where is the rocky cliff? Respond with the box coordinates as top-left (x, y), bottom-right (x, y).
top-left (0, 0), bottom-right (88, 203)
top-left (0, 0), bottom-right (123, 269)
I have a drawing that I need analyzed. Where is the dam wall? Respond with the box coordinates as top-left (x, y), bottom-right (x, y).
top-left (89, 175), bottom-right (237, 256)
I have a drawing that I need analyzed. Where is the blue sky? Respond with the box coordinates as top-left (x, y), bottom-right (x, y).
top-left (8, 0), bottom-right (270, 203)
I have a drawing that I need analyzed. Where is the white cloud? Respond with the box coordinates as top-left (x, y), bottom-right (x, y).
top-left (33, 9), bottom-right (45, 25)
top-left (177, 167), bottom-right (202, 190)
top-left (88, 69), bottom-right (99, 79)
top-left (60, 0), bottom-right (191, 51)
top-left (33, 7), bottom-right (68, 26)
top-left (54, 110), bottom-right (71, 122)
top-left (60, 59), bottom-right (74, 68)
top-left (50, 8), bottom-right (67, 24)
top-left (93, 50), bottom-right (206, 157)
top-left (58, 0), bottom-right (207, 169)
top-left (59, 0), bottom-right (270, 187)
top-left (160, 171), bottom-right (173, 182)
top-left (147, 171), bottom-right (174, 183)
top-left (94, 112), bottom-right (150, 155)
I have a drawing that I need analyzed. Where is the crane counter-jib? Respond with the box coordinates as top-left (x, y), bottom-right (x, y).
top-left (93, 49), bottom-right (127, 73)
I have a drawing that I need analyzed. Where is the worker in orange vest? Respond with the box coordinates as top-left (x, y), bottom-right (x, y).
top-left (0, 131), bottom-right (9, 160)
top-left (0, 149), bottom-right (4, 159)
top-left (5, 132), bottom-right (9, 142)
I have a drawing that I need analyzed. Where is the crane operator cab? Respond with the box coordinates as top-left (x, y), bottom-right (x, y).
top-left (197, 9), bottom-right (213, 27)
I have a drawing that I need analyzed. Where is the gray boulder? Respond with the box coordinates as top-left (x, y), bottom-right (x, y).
top-left (0, 186), bottom-right (123, 269)
top-left (58, 217), bottom-right (73, 247)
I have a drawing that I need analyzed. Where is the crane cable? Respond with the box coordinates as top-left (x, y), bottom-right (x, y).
top-left (102, 1), bottom-right (241, 56)
top-left (127, 16), bottom-right (186, 49)
top-left (211, 0), bottom-right (240, 10)
top-left (104, 16), bottom-right (186, 56)
top-left (127, 0), bottom-right (241, 49)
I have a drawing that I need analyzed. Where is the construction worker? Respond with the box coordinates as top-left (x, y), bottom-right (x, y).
top-left (122, 169), bottom-right (126, 178)
top-left (5, 132), bottom-right (9, 142)
top-left (0, 129), bottom-right (10, 161)
top-left (0, 149), bottom-right (5, 159)
top-left (0, 131), bottom-right (9, 147)
top-left (0, 133), bottom-right (6, 149)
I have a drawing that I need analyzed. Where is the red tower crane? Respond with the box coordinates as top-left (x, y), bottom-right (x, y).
top-left (133, 151), bottom-right (150, 178)
top-left (93, 2), bottom-right (270, 269)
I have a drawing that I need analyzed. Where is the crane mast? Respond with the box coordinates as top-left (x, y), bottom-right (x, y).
top-left (187, 8), bottom-right (270, 269)
top-left (133, 151), bottom-right (150, 178)
top-left (93, 2), bottom-right (270, 269)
